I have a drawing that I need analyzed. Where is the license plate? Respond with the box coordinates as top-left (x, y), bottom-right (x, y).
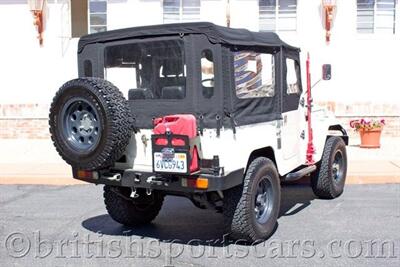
top-left (154, 152), bottom-right (187, 173)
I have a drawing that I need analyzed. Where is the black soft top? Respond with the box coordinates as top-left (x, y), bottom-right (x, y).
top-left (78, 22), bottom-right (299, 53)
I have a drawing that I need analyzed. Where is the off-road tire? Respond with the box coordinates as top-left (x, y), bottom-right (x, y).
top-left (311, 136), bottom-right (347, 199)
top-left (49, 78), bottom-right (135, 170)
top-left (104, 186), bottom-right (164, 226)
top-left (223, 157), bottom-right (281, 242)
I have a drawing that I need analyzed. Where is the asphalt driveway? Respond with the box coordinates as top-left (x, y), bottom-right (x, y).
top-left (0, 184), bottom-right (399, 267)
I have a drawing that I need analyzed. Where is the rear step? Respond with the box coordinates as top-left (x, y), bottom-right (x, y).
top-left (283, 165), bottom-right (317, 182)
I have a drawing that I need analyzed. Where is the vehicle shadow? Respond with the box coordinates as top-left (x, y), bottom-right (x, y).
top-left (279, 179), bottom-right (316, 217)
top-left (81, 182), bottom-right (316, 246)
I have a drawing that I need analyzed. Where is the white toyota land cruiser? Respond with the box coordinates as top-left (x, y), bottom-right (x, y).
top-left (49, 22), bottom-right (348, 242)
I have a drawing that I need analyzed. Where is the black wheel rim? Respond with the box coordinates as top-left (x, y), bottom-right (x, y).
top-left (254, 176), bottom-right (274, 224)
top-left (332, 150), bottom-right (344, 182)
top-left (61, 97), bottom-right (101, 152)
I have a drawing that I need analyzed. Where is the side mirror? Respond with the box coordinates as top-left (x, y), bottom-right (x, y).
top-left (322, 64), bottom-right (332, 80)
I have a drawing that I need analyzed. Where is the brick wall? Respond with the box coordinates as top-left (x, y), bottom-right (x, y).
top-left (0, 119), bottom-right (50, 139)
top-left (316, 102), bottom-right (400, 138)
top-left (336, 116), bottom-right (400, 138)
top-left (0, 103), bottom-right (399, 139)
top-left (0, 104), bottom-right (50, 139)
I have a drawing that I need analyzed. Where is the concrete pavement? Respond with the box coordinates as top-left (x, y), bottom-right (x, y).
top-left (0, 184), bottom-right (399, 266)
top-left (0, 137), bottom-right (399, 185)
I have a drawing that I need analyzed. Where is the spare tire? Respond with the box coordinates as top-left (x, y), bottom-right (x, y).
top-left (49, 78), bottom-right (135, 170)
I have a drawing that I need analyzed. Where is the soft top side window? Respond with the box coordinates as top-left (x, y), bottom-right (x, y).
top-left (201, 49), bottom-right (214, 99)
top-left (233, 51), bottom-right (275, 99)
top-left (286, 58), bottom-right (301, 95)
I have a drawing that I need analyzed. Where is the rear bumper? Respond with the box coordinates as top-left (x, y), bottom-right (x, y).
top-left (73, 168), bottom-right (244, 193)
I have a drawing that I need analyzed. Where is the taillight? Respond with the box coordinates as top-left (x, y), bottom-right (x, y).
top-left (77, 170), bottom-right (98, 179)
top-left (196, 178), bottom-right (208, 189)
top-left (154, 136), bottom-right (186, 146)
top-left (181, 177), bottom-right (209, 189)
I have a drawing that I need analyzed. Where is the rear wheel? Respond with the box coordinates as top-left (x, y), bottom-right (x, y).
top-left (223, 157), bottom-right (281, 242)
top-left (311, 136), bottom-right (347, 199)
top-left (104, 186), bottom-right (164, 226)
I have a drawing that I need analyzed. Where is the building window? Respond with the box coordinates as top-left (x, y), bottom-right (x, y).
top-left (163, 0), bottom-right (200, 23)
top-left (89, 0), bottom-right (107, 33)
top-left (259, 0), bottom-right (297, 32)
top-left (357, 0), bottom-right (396, 34)
top-left (234, 51), bottom-right (275, 99)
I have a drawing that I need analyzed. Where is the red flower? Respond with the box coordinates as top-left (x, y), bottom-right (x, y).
top-left (349, 120), bottom-right (358, 128)
top-left (349, 118), bottom-right (385, 132)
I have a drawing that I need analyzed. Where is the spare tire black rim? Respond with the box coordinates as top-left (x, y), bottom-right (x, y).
top-left (332, 150), bottom-right (344, 182)
top-left (61, 97), bottom-right (101, 152)
top-left (254, 176), bottom-right (274, 224)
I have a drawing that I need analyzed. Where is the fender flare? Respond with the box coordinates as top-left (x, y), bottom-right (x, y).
top-left (328, 124), bottom-right (349, 145)
top-left (246, 146), bottom-right (278, 174)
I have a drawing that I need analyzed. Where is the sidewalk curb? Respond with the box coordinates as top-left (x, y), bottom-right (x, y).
top-left (345, 175), bottom-right (400, 185)
top-left (0, 177), bottom-right (86, 185)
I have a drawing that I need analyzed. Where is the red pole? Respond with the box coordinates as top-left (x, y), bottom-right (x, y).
top-left (306, 53), bottom-right (315, 165)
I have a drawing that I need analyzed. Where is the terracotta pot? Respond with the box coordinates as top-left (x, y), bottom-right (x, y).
top-left (359, 128), bottom-right (382, 148)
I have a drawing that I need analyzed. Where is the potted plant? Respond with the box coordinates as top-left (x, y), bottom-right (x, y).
top-left (350, 119), bottom-right (385, 148)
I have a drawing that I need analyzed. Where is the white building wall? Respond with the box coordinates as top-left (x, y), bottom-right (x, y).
top-left (292, 0), bottom-right (400, 106)
top-left (107, 0), bottom-right (163, 29)
top-left (230, 0), bottom-right (259, 30)
top-left (200, 0), bottom-right (226, 26)
top-left (0, 1), bottom-right (78, 105)
top-left (0, 0), bottom-right (399, 108)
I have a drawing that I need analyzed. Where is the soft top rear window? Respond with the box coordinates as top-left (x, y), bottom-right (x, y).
top-left (104, 39), bottom-right (186, 100)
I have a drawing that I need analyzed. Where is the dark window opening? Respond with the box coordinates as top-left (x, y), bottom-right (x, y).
top-left (104, 39), bottom-right (186, 100)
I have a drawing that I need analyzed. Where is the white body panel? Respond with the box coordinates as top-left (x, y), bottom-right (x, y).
top-left (120, 103), bottom-right (340, 177)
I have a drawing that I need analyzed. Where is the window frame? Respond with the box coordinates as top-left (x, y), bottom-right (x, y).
top-left (200, 49), bottom-right (215, 99)
top-left (285, 58), bottom-right (301, 95)
top-left (103, 36), bottom-right (189, 102)
top-left (282, 52), bottom-right (302, 112)
top-left (88, 0), bottom-right (107, 34)
top-left (163, 0), bottom-right (201, 24)
top-left (259, 0), bottom-right (298, 33)
top-left (356, 0), bottom-right (397, 34)
top-left (233, 50), bottom-right (277, 100)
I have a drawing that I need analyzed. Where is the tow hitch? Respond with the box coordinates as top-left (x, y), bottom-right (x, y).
top-left (146, 175), bottom-right (170, 186)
